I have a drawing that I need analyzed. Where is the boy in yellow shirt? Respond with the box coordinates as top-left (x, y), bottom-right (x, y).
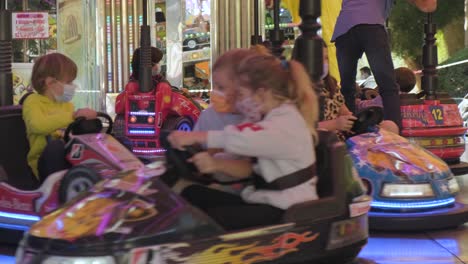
top-left (23, 53), bottom-right (96, 182)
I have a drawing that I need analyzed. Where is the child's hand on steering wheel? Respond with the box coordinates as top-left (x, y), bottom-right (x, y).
top-left (167, 131), bottom-right (207, 151)
top-left (74, 108), bottom-right (97, 120)
top-left (188, 152), bottom-right (218, 174)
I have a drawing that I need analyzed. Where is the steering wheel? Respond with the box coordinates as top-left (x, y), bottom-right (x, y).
top-left (64, 112), bottom-right (114, 142)
top-left (159, 130), bottom-right (253, 186)
top-left (97, 112), bottom-right (114, 134)
top-left (159, 130), bottom-right (215, 185)
top-left (349, 106), bottom-right (384, 136)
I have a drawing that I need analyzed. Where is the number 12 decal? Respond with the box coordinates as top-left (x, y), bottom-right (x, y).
top-left (430, 106), bottom-right (444, 125)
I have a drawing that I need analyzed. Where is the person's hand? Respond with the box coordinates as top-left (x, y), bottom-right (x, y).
top-left (336, 115), bottom-right (357, 131)
top-left (409, 0), bottom-right (437, 13)
top-left (188, 152), bottom-right (218, 174)
top-left (74, 108), bottom-right (97, 120)
top-left (340, 104), bottom-right (353, 116)
top-left (167, 131), bottom-right (206, 151)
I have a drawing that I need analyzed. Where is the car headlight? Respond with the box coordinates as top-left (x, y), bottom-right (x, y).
top-left (43, 256), bottom-right (115, 264)
top-left (448, 178), bottom-right (460, 193)
top-left (381, 183), bottom-right (434, 198)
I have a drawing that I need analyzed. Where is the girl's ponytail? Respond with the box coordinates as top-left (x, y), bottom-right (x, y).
top-left (288, 60), bottom-right (319, 144)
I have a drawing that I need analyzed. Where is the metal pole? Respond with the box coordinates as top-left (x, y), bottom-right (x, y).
top-left (291, 0), bottom-right (323, 119)
top-left (269, 0), bottom-right (284, 57)
top-left (0, 0), bottom-right (13, 106)
top-left (273, 0), bottom-right (280, 30)
top-left (142, 0), bottom-right (147, 28)
top-left (465, 0), bottom-right (468, 47)
top-left (421, 12), bottom-right (438, 100)
top-left (251, 0), bottom-right (262, 45)
top-left (139, 0), bottom-right (153, 93)
top-left (22, 0), bottom-right (28, 62)
top-left (254, 0), bottom-right (259, 36)
top-left (292, 0), bottom-right (322, 82)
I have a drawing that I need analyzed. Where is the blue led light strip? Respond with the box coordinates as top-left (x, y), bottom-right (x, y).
top-left (133, 149), bottom-right (166, 154)
top-left (0, 223), bottom-right (30, 231)
top-left (128, 129), bottom-right (155, 135)
top-left (129, 111), bottom-right (156, 116)
top-left (0, 211), bottom-right (40, 221)
top-left (371, 197), bottom-right (455, 210)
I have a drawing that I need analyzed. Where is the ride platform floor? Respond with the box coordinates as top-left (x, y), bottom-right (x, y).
top-left (356, 167), bottom-right (468, 264)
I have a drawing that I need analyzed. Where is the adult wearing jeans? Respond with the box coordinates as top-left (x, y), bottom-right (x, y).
top-left (331, 0), bottom-right (437, 130)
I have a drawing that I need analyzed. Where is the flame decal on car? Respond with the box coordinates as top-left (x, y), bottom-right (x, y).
top-left (190, 231), bottom-right (319, 264)
top-left (131, 231), bottom-right (319, 264)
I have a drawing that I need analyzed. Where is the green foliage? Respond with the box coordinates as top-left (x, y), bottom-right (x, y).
top-left (438, 48), bottom-right (468, 98)
top-left (389, 0), bottom-right (464, 66)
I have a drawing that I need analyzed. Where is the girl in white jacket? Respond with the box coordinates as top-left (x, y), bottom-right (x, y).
top-left (168, 49), bottom-right (319, 230)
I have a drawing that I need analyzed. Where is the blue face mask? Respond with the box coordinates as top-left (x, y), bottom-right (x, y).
top-left (54, 83), bottom-right (77, 102)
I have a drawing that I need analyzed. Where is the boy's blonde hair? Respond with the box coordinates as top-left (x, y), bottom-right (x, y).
top-left (214, 48), bottom-right (319, 142)
top-left (31, 53), bottom-right (77, 94)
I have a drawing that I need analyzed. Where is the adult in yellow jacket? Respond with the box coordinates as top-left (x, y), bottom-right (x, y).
top-left (23, 53), bottom-right (96, 181)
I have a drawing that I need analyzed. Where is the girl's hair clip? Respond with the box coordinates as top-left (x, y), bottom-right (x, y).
top-left (281, 59), bottom-right (290, 70)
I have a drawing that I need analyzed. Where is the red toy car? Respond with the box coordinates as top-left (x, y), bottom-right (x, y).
top-left (400, 93), bottom-right (468, 175)
top-left (114, 80), bottom-right (202, 158)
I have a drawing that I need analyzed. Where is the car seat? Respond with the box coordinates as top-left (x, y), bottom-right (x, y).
top-left (282, 130), bottom-right (349, 223)
top-left (0, 105), bottom-right (39, 189)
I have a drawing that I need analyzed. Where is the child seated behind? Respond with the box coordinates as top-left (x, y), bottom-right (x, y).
top-left (193, 44), bottom-right (273, 133)
top-left (395, 66), bottom-right (417, 94)
top-left (23, 53), bottom-right (96, 182)
top-left (356, 66), bottom-right (417, 111)
top-left (168, 49), bottom-right (319, 230)
top-left (187, 47), bottom-right (269, 193)
top-left (353, 67), bottom-right (417, 134)
top-left (129, 46), bottom-right (164, 83)
top-left (115, 47), bottom-right (165, 115)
